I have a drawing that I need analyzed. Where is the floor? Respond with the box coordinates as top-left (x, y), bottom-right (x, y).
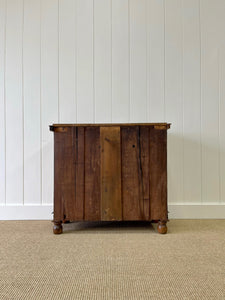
top-left (0, 220), bottom-right (224, 299)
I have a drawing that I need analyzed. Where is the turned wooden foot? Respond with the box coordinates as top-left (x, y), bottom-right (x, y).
top-left (53, 221), bottom-right (63, 234)
top-left (157, 221), bottom-right (167, 234)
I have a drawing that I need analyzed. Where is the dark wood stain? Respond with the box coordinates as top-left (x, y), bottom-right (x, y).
top-left (84, 127), bottom-right (101, 221)
top-left (100, 127), bottom-right (122, 221)
top-left (149, 128), bottom-right (168, 221)
top-left (51, 123), bottom-right (170, 234)
top-left (74, 126), bottom-right (84, 220)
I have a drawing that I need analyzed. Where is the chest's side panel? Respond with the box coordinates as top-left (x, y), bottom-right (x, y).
top-left (54, 127), bottom-right (76, 222)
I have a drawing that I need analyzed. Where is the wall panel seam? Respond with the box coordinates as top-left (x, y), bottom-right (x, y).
top-left (22, 0), bottom-right (24, 205)
top-left (181, 0), bottom-right (184, 203)
top-left (40, 0), bottom-right (42, 205)
top-left (4, 0), bottom-right (7, 205)
top-left (163, 0), bottom-right (166, 122)
top-left (93, 0), bottom-right (95, 123)
top-left (58, 0), bottom-right (60, 122)
top-left (75, 0), bottom-right (78, 123)
top-left (218, 48), bottom-right (221, 203)
top-left (128, 0), bottom-right (130, 122)
top-left (199, 0), bottom-right (203, 204)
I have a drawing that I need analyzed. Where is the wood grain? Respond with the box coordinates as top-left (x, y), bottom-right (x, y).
top-left (52, 124), bottom-right (170, 233)
top-left (149, 128), bottom-right (168, 221)
top-left (74, 127), bottom-right (85, 220)
top-left (59, 127), bottom-right (75, 222)
top-left (84, 127), bottom-right (101, 220)
top-left (100, 127), bottom-right (122, 221)
top-left (54, 131), bottom-right (64, 222)
top-left (140, 126), bottom-right (150, 220)
top-left (121, 126), bottom-right (150, 220)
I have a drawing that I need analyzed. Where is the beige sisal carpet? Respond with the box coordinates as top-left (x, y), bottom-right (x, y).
top-left (0, 220), bottom-right (224, 300)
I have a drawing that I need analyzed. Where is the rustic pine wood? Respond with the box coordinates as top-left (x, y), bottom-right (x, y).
top-left (100, 127), bottom-right (122, 221)
top-left (51, 123), bottom-right (171, 234)
top-left (84, 127), bottom-right (101, 221)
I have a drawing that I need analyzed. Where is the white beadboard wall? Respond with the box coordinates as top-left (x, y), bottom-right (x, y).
top-left (0, 0), bottom-right (225, 220)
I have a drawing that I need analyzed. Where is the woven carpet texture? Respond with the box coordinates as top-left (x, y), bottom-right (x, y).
top-left (0, 220), bottom-right (224, 300)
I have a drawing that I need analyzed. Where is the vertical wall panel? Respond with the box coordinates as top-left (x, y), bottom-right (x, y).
top-left (220, 45), bottom-right (225, 203)
top-left (0, 0), bottom-right (6, 204)
top-left (5, 0), bottom-right (23, 204)
top-left (182, 0), bottom-right (201, 203)
top-left (59, 0), bottom-right (77, 123)
top-left (165, 0), bottom-right (183, 204)
top-left (218, 0), bottom-right (225, 203)
top-left (94, 0), bottom-right (111, 122)
top-left (23, 0), bottom-right (41, 204)
top-left (200, 0), bottom-right (220, 203)
top-left (129, 0), bottom-right (147, 122)
top-left (41, 0), bottom-right (58, 204)
top-left (112, 0), bottom-right (129, 122)
top-left (148, 0), bottom-right (165, 122)
top-left (76, 0), bottom-right (94, 122)
top-left (1, 0), bottom-right (225, 218)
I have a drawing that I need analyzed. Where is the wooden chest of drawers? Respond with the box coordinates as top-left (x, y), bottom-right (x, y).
top-left (50, 123), bottom-right (171, 234)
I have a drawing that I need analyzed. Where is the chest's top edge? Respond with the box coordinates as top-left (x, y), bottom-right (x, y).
top-left (49, 123), bottom-right (171, 131)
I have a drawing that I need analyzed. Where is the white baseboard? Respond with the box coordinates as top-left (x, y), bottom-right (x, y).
top-left (0, 204), bottom-right (224, 220)
top-left (0, 204), bottom-right (53, 220)
top-left (168, 204), bottom-right (225, 219)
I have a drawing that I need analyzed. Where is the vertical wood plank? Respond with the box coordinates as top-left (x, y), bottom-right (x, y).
top-left (122, 127), bottom-right (139, 220)
top-left (84, 127), bottom-right (100, 220)
top-left (54, 127), bottom-right (84, 222)
top-left (100, 127), bottom-right (122, 221)
top-left (182, 0), bottom-right (201, 203)
top-left (129, 0), bottom-right (147, 122)
top-left (0, 0), bottom-right (6, 204)
top-left (140, 126), bottom-right (150, 220)
top-left (94, 0), bottom-right (111, 122)
top-left (23, 0), bottom-right (41, 204)
top-left (53, 131), bottom-right (63, 222)
top-left (74, 127), bottom-right (85, 220)
top-left (41, 0), bottom-right (58, 204)
top-left (149, 128), bottom-right (167, 220)
top-left (112, 0), bottom-right (129, 122)
top-left (201, 0), bottom-right (221, 202)
top-left (121, 126), bottom-right (149, 220)
top-left (77, 0), bottom-right (94, 122)
top-left (59, 0), bottom-right (77, 123)
top-left (148, 0), bottom-right (165, 122)
top-left (165, 0), bottom-right (183, 204)
top-left (60, 128), bottom-right (75, 221)
top-left (5, 0), bottom-right (23, 204)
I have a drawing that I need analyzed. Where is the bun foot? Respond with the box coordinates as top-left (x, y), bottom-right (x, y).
top-left (53, 221), bottom-right (63, 234)
top-left (157, 221), bottom-right (167, 234)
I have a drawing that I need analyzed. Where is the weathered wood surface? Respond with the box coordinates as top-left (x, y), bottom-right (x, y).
top-left (121, 126), bottom-right (150, 220)
top-left (149, 128), bottom-right (168, 221)
top-left (52, 124), bottom-right (170, 232)
top-left (74, 127), bottom-right (84, 220)
top-left (140, 126), bottom-right (150, 220)
top-left (84, 127), bottom-right (101, 221)
top-left (54, 127), bottom-right (75, 222)
top-left (100, 127), bottom-right (122, 221)
top-left (50, 123), bottom-right (170, 130)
